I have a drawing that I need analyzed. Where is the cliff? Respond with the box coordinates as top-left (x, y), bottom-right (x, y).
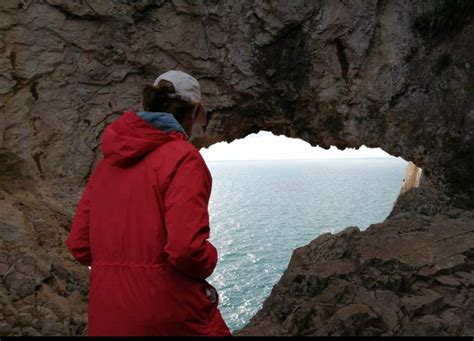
top-left (235, 211), bottom-right (474, 336)
top-left (0, 0), bottom-right (473, 336)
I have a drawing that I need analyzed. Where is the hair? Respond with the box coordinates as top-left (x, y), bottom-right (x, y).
top-left (142, 79), bottom-right (195, 126)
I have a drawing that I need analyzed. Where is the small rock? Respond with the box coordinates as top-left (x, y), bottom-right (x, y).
top-left (327, 303), bottom-right (380, 335)
top-left (410, 280), bottom-right (429, 292)
top-left (373, 290), bottom-right (401, 330)
top-left (443, 208), bottom-right (464, 218)
top-left (37, 284), bottom-right (72, 320)
top-left (360, 326), bottom-right (384, 336)
top-left (449, 293), bottom-right (467, 308)
top-left (417, 266), bottom-right (439, 278)
top-left (0, 321), bottom-right (12, 335)
top-left (316, 259), bottom-right (356, 278)
top-left (71, 313), bottom-right (87, 327)
top-left (454, 271), bottom-right (474, 288)
top-left (68, 290), bottom-right (86, 314)
top-left (17, 312), bottom-right (33, 327)
top-left (435, 254), bottom-right (467, 274)
top-left (40, 319), bottom-right (64, 336)
top-left (32, 318), bottom-right (43, 330)
top-left (401, 289), bottom-right (444, 317)
top-left (3, 270), bottom-right (36, 299)
top-left (415, 315), bottom-right (447, 333)
top-left (21, 327), bottom-right (40, 336)
top-left (376, 274), bottom-right (402, 294)
top-left (309, 233), bottom-right (333, 249)
top-left (0, 262), bottom-right (9, 276)
top-left (35, 306), bottom-right (59, 322)
top-left (440, 307), bottom-right (462, 332)
top-left (16, 295), bottom-right (35, 308)
top-left (434, 276), bottom-right (461, 288)
top-left (13, 253), bottom-right (51, 284)
top-left (2, 303), bottom-right (16, 316)
top-left (335, 226), bottom-right (360, 238)
top-left (9, 327), bottom-right (21, 336)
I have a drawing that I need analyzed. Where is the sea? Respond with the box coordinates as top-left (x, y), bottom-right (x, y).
top-left (204, 157), bottom-right (407, 331)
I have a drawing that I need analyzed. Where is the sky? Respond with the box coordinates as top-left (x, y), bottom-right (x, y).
top-left (200, 130), bottom-right (396, 161)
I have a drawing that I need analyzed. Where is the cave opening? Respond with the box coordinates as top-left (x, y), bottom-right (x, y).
top-left (198, 130), bottom-right (409, 331)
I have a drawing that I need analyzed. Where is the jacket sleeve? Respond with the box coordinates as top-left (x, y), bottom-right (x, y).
top-left (66, 175), bottom-right (94, 267)
top-left (163, 149), bottom-right (218, 280)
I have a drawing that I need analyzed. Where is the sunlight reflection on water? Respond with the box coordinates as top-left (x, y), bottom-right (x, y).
top-left (206, 158), bottom-right (406, 331)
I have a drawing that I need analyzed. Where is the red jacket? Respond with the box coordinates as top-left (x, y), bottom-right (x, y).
top-left (66, 110), bottom-right (231, 336)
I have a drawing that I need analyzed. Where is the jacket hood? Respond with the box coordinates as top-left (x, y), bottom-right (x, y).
top-left (101, 110), bottom-right (187, 167)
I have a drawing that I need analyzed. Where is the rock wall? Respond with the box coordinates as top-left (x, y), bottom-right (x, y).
top-left (399, 162), bottom-right (422, 195)
top-left (0, 0), bottom-right (473, 336)
top-left (235, 210), bottom-right (474, 336)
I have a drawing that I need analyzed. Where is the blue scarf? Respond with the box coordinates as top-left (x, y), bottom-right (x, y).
top-left (136, 111), bottom-right (188, 139)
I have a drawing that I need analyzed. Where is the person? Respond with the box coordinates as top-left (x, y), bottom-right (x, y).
top-left (66, 70), bottom-right (232, 336)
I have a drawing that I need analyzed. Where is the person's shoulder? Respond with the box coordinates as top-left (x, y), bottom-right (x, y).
top-left (149, 138), bottom-right (207, 170)
top-left (177, 142), bottom-right (208, 169)
top-left (159, 138), bottom-right (200, 159)
top-left (168, 140), bottom-right (211, 176)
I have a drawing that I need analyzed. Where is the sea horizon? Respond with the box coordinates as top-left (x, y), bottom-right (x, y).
top-left (204, 156), bottom-right (404, 162)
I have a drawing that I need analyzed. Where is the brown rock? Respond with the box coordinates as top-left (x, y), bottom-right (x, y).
top-left (374, 290), bottom-right (402, 331)
top-left (401, 289), bottom-right (445, 318)
top-left (435, 254), bottom-right (468, 275)
top-left (318, 279), bottom-right (354, 304)
top-left (240, 213), bottom-right (474, 336)
top-left (449, 293), bottom-right (468, 308)
top-left (17, 312), bottom-right (33, 327)
top-left (0, 321), bottom-right (13, 336)
top-left (326, 303), bottom-right (380, 336)
top-left (418, 266), bottom-right (439, 279)
top-left (440, 308), bottom-right (463, 335)
top-left (435, 276), bottom-right (461, 288)
top-left (455, 271), bottom-right (474, 288)
top-left (3, 270), bottom-right (36, 299)
top-left (36, 284), bottom-right (71, 320)
top-left (21, 327), bottom-right (41, 336)
top-left (40, 319), bottom-right (65, 336)
top-left (399, 315), bottom-right (448, 336)
top-left (335, 226), bottom-right (360, 238)
top-left (13, 253), bottom-right (51, 285)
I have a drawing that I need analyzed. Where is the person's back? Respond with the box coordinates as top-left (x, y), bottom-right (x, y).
top-left (66, 71), bottom-right (232, 336)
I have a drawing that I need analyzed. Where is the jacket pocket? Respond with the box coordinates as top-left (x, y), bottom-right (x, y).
top-left (202, 280), bottom-right (219, 307)
top-left (162, 262), bottom-right (214, 324)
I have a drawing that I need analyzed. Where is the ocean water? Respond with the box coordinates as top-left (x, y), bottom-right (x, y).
top-left (205, 157), bottom-right (407, 331)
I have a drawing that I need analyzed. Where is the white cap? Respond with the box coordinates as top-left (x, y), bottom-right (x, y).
top-left (153, 70), bottom-right (202, 105)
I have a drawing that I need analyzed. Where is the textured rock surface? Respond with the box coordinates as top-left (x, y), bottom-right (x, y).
top-left (0, 0), bottom-right (473, 336)
top-left (399, 162), bottom-right (422, 195)
top-left (0, 188), bottom-right (89, 335)
top-left (235, 210), bottom-right (474, 336)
